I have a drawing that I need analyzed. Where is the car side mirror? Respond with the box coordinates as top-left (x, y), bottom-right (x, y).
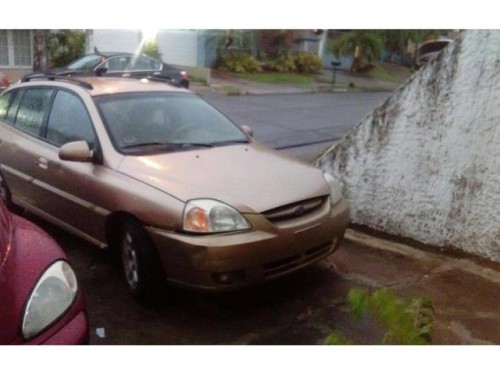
top-left (95, 67), bottom-right (108, 76)
top-left (59, 140), bottom-right (94, 163)
top-left (241, 125), bottom-right (254, 138)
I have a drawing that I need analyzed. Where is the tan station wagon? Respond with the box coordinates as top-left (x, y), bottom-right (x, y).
top-left (0, 76), bottom-right (349, 302)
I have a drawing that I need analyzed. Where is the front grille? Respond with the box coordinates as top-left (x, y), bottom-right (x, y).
top-left (262, 196), bottom-right (327, 223)
top-left (262, 241), bottom-right (335, 279)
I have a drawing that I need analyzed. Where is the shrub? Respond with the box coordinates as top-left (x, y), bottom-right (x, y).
top-left (271, 54), bottom-right (296, 73)
top-left (216, 52), bottom-right (262, 74)
top-left (325, 288), bottom-right (435, 345)
top-left (48, 30), bottom-right (86, 68)
top-left (141, 40), bottom-right (162, 59)
top-left (293, 52), bottom-right (324, 74)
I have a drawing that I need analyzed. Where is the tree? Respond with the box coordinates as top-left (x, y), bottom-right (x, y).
top-left (377, 30), bottom-right (448, 57)
top-left (257, 30), bottom-right (299, 59)
top-left (141, 40), bottom-right (162, 59)
top-left (47, 30), bottom-right (86, 68)
top-left (331, 30), bottom-right (384, 73)
top-left (32, 30), bottom-right (49, 72)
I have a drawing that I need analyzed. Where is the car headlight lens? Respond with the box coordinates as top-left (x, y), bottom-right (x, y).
top-left (323, 172), bottom-right (344, 205)
top-left (183, 199), bottom-right (251, 233)
top-left (22, 260), bottom-right (78, 340)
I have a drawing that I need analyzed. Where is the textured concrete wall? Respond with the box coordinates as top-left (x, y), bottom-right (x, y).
top-left (316, 30), bottom-right (500, 260)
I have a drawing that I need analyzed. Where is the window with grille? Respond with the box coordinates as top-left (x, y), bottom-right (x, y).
top-left (13, 30), bottom-right (32, 66)
top-left (0, 31), bottom-right (8, 66)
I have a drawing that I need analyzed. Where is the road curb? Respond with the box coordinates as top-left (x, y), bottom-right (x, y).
top-left (345, 228), bottom-right (500, 284)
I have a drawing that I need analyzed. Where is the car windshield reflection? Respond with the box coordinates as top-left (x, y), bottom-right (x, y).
top-left (95, 93), bottom-right (249, 155)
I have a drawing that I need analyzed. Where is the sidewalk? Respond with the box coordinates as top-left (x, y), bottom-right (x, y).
top-left (191, 66), bottom-right (408, 97)
top-left (340, 226), bottom-right (500, 344)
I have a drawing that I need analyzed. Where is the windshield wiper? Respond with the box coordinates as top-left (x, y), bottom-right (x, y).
top-left (121, 141), bottom-right (177, 150)
top-left (171, 142), bottom-right (214, 149)
top-left (211, 139), bottom-right (250, 146)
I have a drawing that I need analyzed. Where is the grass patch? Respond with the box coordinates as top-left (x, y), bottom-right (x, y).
top-left (367, 64), bottom-right (408, 83)
top-left (233, 72), bottom-right (314, 85)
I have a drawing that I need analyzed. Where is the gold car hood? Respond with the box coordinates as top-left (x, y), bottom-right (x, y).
top-left (117, 143), bottom-right (329, 213)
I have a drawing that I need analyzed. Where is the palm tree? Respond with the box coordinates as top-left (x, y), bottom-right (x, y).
top-left (331, 30), bottom-right (384, 73)
top-left (32, 30), bottom-right (48, 72)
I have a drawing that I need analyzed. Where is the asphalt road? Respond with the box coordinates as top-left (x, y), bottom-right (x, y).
top-left (205, 92), bottom-right (390, 160)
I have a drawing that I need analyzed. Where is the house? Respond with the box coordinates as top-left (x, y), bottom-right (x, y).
top-left (1, 29), bottom-right (328, 83)
top-left (0, 30), bottom-right (33, 82)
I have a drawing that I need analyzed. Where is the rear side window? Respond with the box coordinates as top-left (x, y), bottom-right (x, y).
top-left (46, 90), bottom-right (95, 147)
top-left (14, 88), bottom-right (54, 136)
top-left (0, 92), bottom-right (12, 119)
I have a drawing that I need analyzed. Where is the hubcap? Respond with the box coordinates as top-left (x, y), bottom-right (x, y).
top-left (121, 231), bottom-right (139, 289)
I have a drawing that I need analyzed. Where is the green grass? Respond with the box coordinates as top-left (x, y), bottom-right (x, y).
top-left (367, 64), bottom-right (408, 83)
top-left (233, 72), bottom-right (314, 85)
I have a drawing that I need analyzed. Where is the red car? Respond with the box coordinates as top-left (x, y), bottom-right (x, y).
top-left (0, 71), bottom-right (8, 91)
top-left (0, 199), bottom-right (88, 344)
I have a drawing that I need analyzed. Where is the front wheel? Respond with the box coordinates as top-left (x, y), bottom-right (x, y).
top-left (119, 219), bottom-right (165, 303)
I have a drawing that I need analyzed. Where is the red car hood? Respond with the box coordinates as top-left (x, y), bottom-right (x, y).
top-left (0, 215), bottom-right (66, 344)
top-left (118, 143), bottom-right (330, 213)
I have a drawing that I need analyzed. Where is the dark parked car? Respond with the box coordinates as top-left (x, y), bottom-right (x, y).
top-left (0, 198), bottom-right (88, 344)
top-left (25, 52), bottom-right (189, 88)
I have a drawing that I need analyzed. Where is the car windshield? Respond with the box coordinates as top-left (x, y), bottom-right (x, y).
top-left (95, 92), bottom-right (249, 154)
top-left (67, 54), bottom-right (104, 70)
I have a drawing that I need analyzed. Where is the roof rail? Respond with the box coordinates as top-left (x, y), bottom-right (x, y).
top-left (20, 74), bottom-right (93, 90)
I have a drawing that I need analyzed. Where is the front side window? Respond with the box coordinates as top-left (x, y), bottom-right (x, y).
top-left (14, 88), bottom-right (54, 137)
top-left (46, 90), bottom-right (95, 147)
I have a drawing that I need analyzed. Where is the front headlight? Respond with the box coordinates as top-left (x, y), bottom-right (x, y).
top-left (183, 199), bottom-right (251, 233)
top-left (22, 260), bottom-right (78, 340)
top-left (323, 172), bottom-right (344, 205)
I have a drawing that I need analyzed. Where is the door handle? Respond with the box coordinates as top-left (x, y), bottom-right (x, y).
top-left (37, 157), bottom-right (48, 170)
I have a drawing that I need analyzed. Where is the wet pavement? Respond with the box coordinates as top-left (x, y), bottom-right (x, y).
top-left (28, 210), bottom-right (500, 345)
top-left (55, 72), bottom-right (500, 345)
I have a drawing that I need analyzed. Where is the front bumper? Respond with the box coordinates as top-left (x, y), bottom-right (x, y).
top-left (147, 198), bottom-right (349, 292)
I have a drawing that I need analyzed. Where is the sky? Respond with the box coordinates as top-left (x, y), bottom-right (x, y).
top-left (3, 0), bottom-right (499, 29)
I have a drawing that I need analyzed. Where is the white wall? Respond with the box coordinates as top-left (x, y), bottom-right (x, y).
top-left (156, 30), bottom-right (198, 66)
top-left (90, 29), bottom-right (198, 67)
top-left (316, 30), bottom-right (500, 261)
top-left (93, 29), bottom-right (142, 54)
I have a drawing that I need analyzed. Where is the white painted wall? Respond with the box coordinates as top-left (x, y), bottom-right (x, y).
top-left (156, 30), bottom-right (198, 66)
top-left (93, 29), bottom-right (142, 54)
top-left (90, 29), bottom-right (198, 67)
top-left (316, 30), bottom-right (500, 261)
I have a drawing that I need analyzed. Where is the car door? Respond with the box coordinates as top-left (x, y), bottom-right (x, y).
top-left (0, 87), bottom-right (56, 209)
top-left (0, 86), bottom-right (106, 245)
top-left (127, 55), bottom-right (162, 78)
top-left (98, 56), bottom-right (131, 76)
top-left (31, 88), bottom-right (108, 245)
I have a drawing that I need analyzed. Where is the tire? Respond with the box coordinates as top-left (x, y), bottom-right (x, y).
top-left (0, 171), bottom-right (10, 206)
top-left (119, 219), bottom-right (165, 304)
top-left (0, 171), bottom-right (15, 211)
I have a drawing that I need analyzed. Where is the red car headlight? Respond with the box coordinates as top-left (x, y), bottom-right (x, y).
top-left (22, 260), bottom-right (78, 340)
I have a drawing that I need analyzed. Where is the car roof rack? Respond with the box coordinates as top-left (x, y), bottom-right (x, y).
top-left (20, 74), bottom-right (93, 90)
